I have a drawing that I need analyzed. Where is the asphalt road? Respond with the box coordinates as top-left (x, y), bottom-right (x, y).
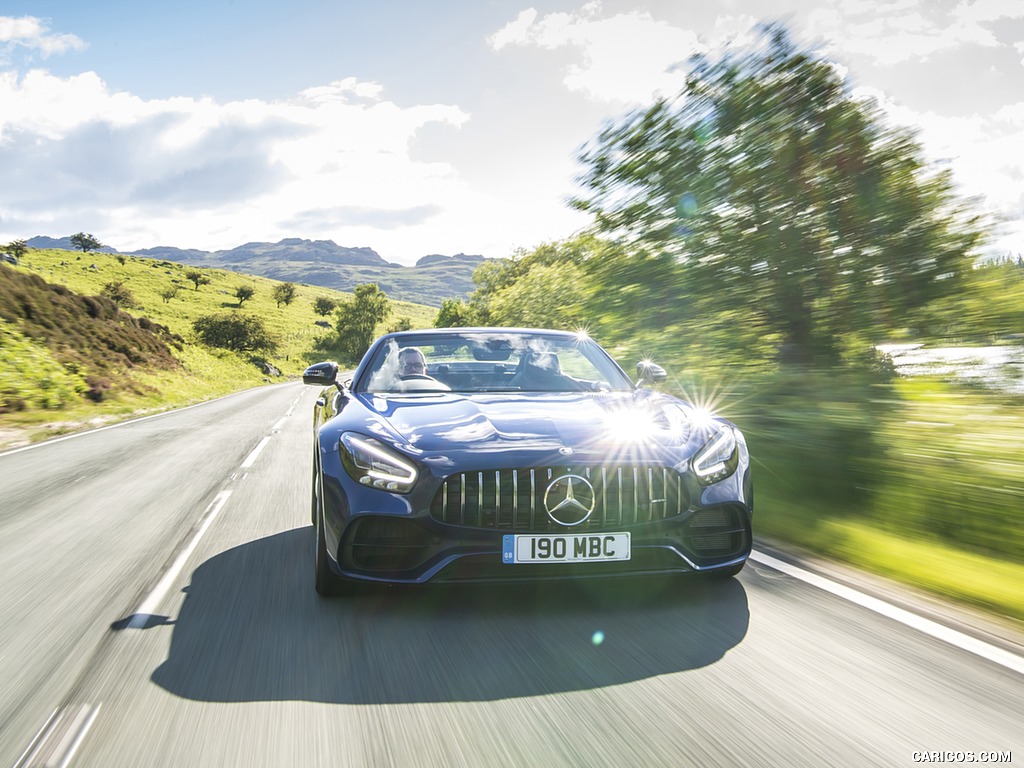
top-left (0, 382), bottom-right (1021, 768)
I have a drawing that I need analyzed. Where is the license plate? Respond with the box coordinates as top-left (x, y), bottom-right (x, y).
top-left (502, 533), bottom-right (630, 564)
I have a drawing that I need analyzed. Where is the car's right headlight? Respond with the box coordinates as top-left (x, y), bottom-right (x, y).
top-left (340, 433), bottom-right (418, 493)
top-left (691, 426), bottom-right (738, 485)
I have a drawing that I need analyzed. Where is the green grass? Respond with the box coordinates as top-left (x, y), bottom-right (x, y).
top-left (729, 371), bottom-right (1024, 623)
top-left (820, 520), bottom-right (1024, 621)
top-left (0, 248), bottom-right (438, 447)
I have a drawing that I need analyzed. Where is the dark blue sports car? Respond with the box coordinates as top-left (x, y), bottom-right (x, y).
top-left (303, 328), bottom-right (752, 596)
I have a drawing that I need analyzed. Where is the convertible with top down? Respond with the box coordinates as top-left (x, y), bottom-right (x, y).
top-left (304, 327), bottom-right (753, 596)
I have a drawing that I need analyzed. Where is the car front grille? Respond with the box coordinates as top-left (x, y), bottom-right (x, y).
top-left (429, 466), bottom-right (688, 532)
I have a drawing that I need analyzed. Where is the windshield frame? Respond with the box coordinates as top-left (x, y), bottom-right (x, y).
top-left (352, 329), bottom-right (635, 395)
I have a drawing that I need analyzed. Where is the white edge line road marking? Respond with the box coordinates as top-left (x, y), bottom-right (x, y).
top-left (0, 381), bottom-right (301, 459)
top-left (128, 491), bottom-right (232, 628)
top-left (13, 707), bottom-right (59, 768)
top-left (56, 704), bottom-right (100, 768)
top-left (749, 550), bottom-right (1024, 677)
top-left (240, 436), bottom-right (271, 469)
top-left (14, 703), bottom-right (101, 768)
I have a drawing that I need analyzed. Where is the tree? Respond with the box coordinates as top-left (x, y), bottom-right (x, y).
top-left (387, 316), bottom-right (413, 333)
top-left (488, 263), bottom-right (589, 330)
top-left (273, 282), bottom-right (297, 308)
top-left (234, 285), bottom-right (255, 307)
top-left (5, 240), bottom-right (28, 260)
top-left (160, 285), bottom-right (180, 304)
top-left (334, 283), bottom-right (391, 364)
top-left (435, 298), bottom-right (474, 327)
top-left (313, 296), bottom-right (337, 316)
top-left (193, 314), bottom-right (277, 353)
top-left (573, 23), bottom-right (983, 364)
top-left (186, 270), bottom-right (211, 291)
top-left (69, 232), bottom-right (104, 253)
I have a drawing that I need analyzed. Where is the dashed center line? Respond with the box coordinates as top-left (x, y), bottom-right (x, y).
top-left (240, 436), bottom-right (271, 469)
top-left (12, 398), bottom-right (307, 768)
top-left (127, 490), bottom-right (232, 628)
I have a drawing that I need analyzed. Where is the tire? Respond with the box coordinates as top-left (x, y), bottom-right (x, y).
top-left (310, 448), bottom-right (320, 526)
top-left (313, 468), bottom-right (347, 597)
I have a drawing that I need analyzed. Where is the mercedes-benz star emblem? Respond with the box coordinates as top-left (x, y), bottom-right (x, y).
top-left (544, 474), bottom-right (596, 526)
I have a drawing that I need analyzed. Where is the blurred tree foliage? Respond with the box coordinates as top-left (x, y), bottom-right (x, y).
top-left (908, 258), bottom-right (1024, 342)
top-left (570, 24), bottom-right (984, 365)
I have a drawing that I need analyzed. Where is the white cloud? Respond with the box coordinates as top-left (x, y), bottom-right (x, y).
top-left (489, 2), bottom-right (703, 104)
top-left (0, 67), bottom-right (473, 259)
top-left (488, 8), bottom-right (540, 51)
top-left (0, 16), bottom-right (85, 58)
top-left (953, 0), bottom-right (1024, 23)
top-left (806, 1), bottom-right (1007, 65)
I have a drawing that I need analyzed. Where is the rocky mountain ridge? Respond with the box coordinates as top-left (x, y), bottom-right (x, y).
top-left (25, 236), bottom-right (485, 307)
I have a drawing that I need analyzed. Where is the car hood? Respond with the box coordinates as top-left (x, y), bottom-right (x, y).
top-left (353, 390), bottom-right (703, 464)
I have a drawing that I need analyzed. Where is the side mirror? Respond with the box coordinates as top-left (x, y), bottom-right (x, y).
top-left (635, 361), bottom-right (668, 387)
top-left (303, 361), bottom-right (339, 388)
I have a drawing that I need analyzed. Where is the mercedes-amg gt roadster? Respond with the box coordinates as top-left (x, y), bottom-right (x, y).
top-left (303, 328), bottom-right (753, 596)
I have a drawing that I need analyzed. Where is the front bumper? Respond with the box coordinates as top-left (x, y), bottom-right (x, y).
top-left (320, 452), bottom-right (752, 585)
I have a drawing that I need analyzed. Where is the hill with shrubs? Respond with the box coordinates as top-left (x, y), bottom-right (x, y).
top-left (0, 248), bottom-right (437, 448)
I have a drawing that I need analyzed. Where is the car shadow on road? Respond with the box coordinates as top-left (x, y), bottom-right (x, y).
top-left (148, 526), bottom-right (749, 704)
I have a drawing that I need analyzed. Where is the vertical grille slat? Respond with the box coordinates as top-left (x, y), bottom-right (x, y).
top-left (431, 464), bottom-right (688, 531)
top-left (512, 469), bottom-right (519, 529)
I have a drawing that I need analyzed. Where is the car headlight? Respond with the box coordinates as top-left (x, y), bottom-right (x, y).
top-left (692, 427), bottom-right (738, 485)
top-left (340, 433), bottom-right (418, 493)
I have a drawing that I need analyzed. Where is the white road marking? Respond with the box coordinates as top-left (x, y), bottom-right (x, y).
top-left (56, 704), bottom-right (100, 768)
top-left (14, 703), bottom-right (100, 768)
top-left (128, 491), bottom-right (232, 628)
top-left (240, 436), bottom-right (270, 469)
top-left (13, 708), bottom-right (59, 768)
top-left (749, 550), bottom-right (1024, 676)
top-left (272, 416), bottom-right (288, 432)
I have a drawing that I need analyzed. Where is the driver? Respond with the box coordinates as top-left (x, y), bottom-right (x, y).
top-left (398, 346), bottom-right (429, 377)
top-left (395, 346), bottom-right (450, 391)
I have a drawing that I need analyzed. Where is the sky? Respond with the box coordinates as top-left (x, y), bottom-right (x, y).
top-left (0, 0), bottom-right (1022, 266)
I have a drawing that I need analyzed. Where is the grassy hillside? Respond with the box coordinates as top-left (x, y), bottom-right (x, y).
top-left (0, 248), bottom-right (438, 449)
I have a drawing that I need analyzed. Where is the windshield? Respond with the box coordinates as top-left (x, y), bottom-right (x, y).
top-left (357, 332), bottom-right (634, 394)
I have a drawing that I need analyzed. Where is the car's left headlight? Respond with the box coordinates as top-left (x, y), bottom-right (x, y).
top-left (692, 426), bottom-right (738, 485)
top-left (340, 433), bottom-right (418, 493)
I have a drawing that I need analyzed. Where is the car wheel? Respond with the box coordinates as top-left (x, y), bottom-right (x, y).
top-left (310, 450), bottom-right (319, 526)
top-left (313, 471), bottom-right (347, 598)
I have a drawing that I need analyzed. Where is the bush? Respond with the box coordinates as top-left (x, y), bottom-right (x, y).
top-left (101, 281), bottom-right (137, 308)
top-left (193, 313), bottom-right (277, 353)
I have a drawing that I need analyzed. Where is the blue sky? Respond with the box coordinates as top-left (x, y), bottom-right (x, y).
top-left (1, 1), bottom-right (1022, 264)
